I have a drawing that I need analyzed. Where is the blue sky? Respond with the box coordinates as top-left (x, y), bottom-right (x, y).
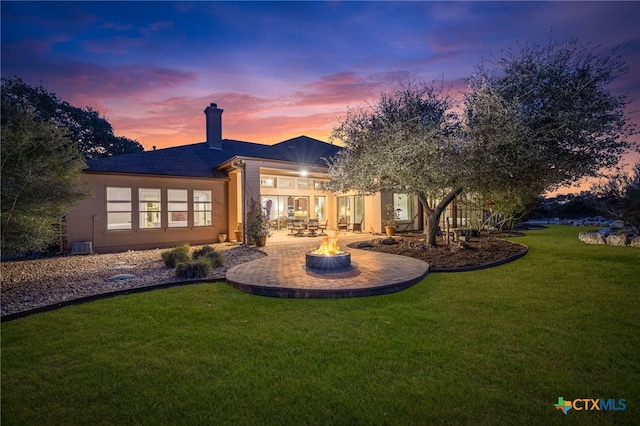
top-left (2, 1), bottom-right (639, 186)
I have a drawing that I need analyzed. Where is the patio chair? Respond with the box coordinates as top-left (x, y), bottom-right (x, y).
top-left (307, 219), bottom-right (319, 237)
top-left (286, 219), bottom-right (296, 235)
top-left (318, 220), bottom-right (328, 236)
top-left (350, 220), bottom-right (363, 233)
top-left (337, 218), bottom-right (348, 231)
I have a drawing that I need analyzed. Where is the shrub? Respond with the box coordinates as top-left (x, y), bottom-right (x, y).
top-left (193, 245), bottom-right (224, 268)
top-left (175, 258), bottom-right (212, 279)
top-left (160, 243), bottom-right (191, 268)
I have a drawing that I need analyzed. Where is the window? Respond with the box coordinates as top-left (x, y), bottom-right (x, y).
top-left (106, 187), bottom-right (132, 230)
top-left (297, 179), bottom-right (310, 189)
top-left (260, 177), bottom-right (275, 188)
top-left (194, 190), bottom-right (212, 226)
top-left (139, 188), bottom-right (161, 229)
top-left (337, 195), bottom-right (364, 225)
top-left (279, 178), bottom-right (293, 189)
top-left (393, 193), bottom-right (413, 221)
top-left (168, 189), bottom-right (188, 227)
top-left (314, 196), bottom-right (326, 220)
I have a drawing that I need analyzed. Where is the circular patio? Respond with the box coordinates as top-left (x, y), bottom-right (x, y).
top-left (225, 237), bottom-right (429, 298)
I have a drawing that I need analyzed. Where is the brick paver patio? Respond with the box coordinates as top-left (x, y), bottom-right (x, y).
top-left (226, 232), bottom-right (429, 298)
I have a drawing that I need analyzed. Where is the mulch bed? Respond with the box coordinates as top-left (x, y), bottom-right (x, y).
top-left (347, 233), bottom-right (527, 270)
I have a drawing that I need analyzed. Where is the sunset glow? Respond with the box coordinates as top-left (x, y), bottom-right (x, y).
top-left (2, 1), bottom-right (639, 193)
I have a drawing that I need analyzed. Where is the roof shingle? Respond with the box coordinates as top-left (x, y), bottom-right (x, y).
top-left (85, 136), bottom-right (340, 178)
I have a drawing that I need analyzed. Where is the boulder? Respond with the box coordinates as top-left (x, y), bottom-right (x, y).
top-left (578, 231), bottom-right (606, 244)
top-left (629, 237), bottom-right (640, 248)
top-left (606, 234), bottom-right (629, 247)
top-left (354, 242), bottom-right (373, 249)
top-left (380, 237), bottom-right (398, 245)
top-left (611, 220), bottom-right (625, 229)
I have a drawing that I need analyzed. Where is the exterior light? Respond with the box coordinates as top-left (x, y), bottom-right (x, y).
top-left (300, 170), bottom-right (308, 177)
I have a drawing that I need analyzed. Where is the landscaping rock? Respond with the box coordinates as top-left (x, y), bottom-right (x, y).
top-left (630, 237), bottom-right (640, 248)
top-left (611, 220), bottom-right (625, 229)
top-left (380, 237), bottom-right (398, 245)
top-left (354, 242), bottom-right (373, 249)
top-left (453, 241), bottom-right (471, 250)
top-left (578, 231), bottom-right (606, 244)
top-left (606, 234), bottom-right (629, 246)
top-left (107, 274), bottom-right (136, 281)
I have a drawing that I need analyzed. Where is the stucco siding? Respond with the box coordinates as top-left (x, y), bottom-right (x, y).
top-left (65, 172), bottom-right (229, 253)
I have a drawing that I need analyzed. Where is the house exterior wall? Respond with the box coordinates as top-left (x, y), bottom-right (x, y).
top-left (66, 172), bottom-right (229, 253)
top-left (239, 158), bottom-right (339, 230)
top-left (227, 170), bottom-right (242, 239)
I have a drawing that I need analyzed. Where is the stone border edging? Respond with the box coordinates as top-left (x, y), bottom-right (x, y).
top-left (227, 268), bottom-right (429, 299)
top-left (1, 278), bottom-right (225, 323)
top-left (430, 243), bottom-right (529, 272)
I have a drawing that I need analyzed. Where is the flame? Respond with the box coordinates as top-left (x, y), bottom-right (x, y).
top-left (312, 235), bottom-right (342, 255)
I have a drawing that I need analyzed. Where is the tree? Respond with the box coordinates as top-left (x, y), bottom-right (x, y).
top-left (1, 100), bottom-right (89, 254)
top-left (466, 38), bottom-right (637, 193)
top-left (327, 83), bottom-right (463, 246)
top-left (329, 38), bottom-right (637, 245)
top-left (1, 77), bottom-right (144, 159)
top-left (591, 162), bottom-right (640, 232)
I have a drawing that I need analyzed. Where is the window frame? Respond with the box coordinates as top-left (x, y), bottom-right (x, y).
top-left (168, 189), bottom-right (189, 228)
top-left (106, 187), bottom-right (132, 230)
top-left (193, 189), bottom-right (212, 227)
top-left (138, 188), bottom-right (162, 229)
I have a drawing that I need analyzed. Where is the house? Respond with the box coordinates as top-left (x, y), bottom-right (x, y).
top-left (64, 103), bottom-right (428, 253)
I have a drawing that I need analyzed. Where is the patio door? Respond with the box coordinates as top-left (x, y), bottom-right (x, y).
top-left (337, 195), bottom-right (364, 226)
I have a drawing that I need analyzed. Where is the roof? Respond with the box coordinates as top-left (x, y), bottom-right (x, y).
top-left (86, 139), bottom-right (264, 178)
top-left (244, 136), bottom-right (340, 166)
top-left (85, 136), bottom-right (340, 178)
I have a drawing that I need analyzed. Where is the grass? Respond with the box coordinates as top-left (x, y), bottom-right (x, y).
top-left (2, 226), bottom-right (639, 425)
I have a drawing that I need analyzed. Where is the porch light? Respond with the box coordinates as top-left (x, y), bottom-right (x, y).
top-left (300, 170), bottom-right (308, 177)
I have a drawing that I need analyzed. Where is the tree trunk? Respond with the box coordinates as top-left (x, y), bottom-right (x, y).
top-left (417, 187), bottom-right (463, 246)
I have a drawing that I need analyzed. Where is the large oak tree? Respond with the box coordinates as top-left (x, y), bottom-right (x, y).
top-left (328, 38), bottom-right (637, 245)
top-left (327, 83), bottom-right (463, 246)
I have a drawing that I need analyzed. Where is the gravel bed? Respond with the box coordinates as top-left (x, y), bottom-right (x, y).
top-left (1, 244), bottom-right (265, 316)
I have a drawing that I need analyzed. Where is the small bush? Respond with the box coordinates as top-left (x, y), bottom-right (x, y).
top-left (175, 259), bottom-right (212, 279)
top-left (161, 243), bottom-right (191, 268)
top-left (192, 245), bottom-right (215, 258)
top-left (193, 245), bottom-right (224, 268)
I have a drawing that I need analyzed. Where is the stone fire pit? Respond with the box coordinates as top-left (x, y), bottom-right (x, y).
top-left (305, 251), bottom-right (351, 272)
top-left (306, 235), bottom-right (353, 272)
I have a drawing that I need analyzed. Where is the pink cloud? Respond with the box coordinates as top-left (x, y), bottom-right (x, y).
top-left (293, 72), bottom-right (402, 107)
top-left (108, 92), bottom-right (340, 149)
top-left (13, 59), bottom-right (198, 107)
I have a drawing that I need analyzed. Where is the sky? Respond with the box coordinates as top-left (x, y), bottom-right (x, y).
top-left (2, 1), bottom-right (640, 194)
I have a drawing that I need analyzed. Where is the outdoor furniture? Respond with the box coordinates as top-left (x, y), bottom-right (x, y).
top-left (293, 220), bottom-right (307, 236)
top-left (317, 220), bottom-right (328, 236)
top-left (350, 220), bottom-right (363, 233)
top-left (337, 218), bottom-right (348, 231)
top-left (286, 219), bottom-right (296, 235)
top-left (307, 219), bottom-right (319, 237)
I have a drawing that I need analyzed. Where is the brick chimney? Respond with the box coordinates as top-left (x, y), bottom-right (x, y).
top-left (204, 103), bottom-right (223, 150)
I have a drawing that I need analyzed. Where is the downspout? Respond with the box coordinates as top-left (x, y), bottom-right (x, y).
top-left (230, 159), bottom-right (246, 245)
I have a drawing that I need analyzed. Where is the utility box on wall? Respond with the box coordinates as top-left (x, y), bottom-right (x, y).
top-left (71, 241), bottom-right (93, 255)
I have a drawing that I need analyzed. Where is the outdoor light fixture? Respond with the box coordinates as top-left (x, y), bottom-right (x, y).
top-left (300, 170), bottom-right (308, 177)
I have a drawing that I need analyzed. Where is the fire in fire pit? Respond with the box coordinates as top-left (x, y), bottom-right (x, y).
top-left (306, 235), bottom-right (352, 272)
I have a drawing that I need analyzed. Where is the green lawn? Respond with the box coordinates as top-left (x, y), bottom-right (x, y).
top-left (2, 226), bottom-right (639, 425)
